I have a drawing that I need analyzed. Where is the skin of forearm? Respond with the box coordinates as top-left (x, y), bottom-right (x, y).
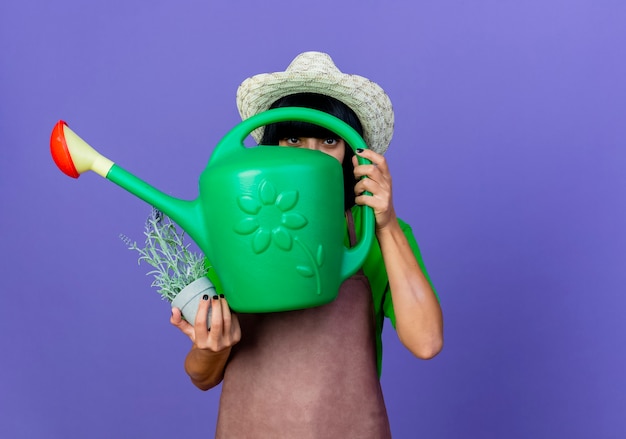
top-left (376, 221), bottom-right (444, 359)
top-left (184, 345), bottom-right (232, 390)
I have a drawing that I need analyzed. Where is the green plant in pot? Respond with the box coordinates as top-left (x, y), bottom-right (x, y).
top-left (120, 207), bottom-right (215, 328)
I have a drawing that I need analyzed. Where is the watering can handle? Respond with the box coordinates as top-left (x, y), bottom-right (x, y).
top-left (211, 107), bottom-right (375, 280)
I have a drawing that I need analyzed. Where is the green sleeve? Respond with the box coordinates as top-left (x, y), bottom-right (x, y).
top-left (204, 258), bottom-right (225, 295)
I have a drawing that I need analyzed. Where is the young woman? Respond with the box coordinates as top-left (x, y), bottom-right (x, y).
top-left (170, 51), bottom-right (443, 438)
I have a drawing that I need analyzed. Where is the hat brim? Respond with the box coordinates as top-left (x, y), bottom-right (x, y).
top-left (236, 70), bottom-right (394, 154)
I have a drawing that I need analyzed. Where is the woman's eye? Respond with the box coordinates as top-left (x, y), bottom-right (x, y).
top-left (324, 138), bottom-right (338, 145)
top-left (287, 137), bottom-right (300, 144)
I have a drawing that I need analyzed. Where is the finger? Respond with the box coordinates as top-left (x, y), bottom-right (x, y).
top-left (193, 293), bottom-right (212, 333)
top-left (354, 178), bottom-right (392, 210)
top-left (354, 189), bottom-right (386, 211)
top-left (354, 176), bottom-right (385, 197)
top-left (170, 306), bottom-right (183, 325)
top-left (219, 296), bottom-right (232, 331)
top-left (355, 148), bottom-right (387, 170)
top-left (353, 163), bottom-right (382, 179)
top-left (208, 294), bottom-right (223, 337)
top-left (220, 297), bottom-right (242, 343)
top-left (171, 307), bottom-right (195, 338)
top-left (352, 157), bottom-right (388, 185)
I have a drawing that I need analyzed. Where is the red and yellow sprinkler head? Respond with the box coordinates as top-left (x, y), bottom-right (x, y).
top-left (50, 120), bottom-right (114, 178)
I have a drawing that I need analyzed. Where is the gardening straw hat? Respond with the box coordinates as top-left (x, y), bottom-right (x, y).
top-left (236, 51), bottom-right (394, 154)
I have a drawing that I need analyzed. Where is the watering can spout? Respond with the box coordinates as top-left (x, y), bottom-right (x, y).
top-left (50, 121), bottom-right (208, 250)
top-left (51, 108), bottom-right (376, 313)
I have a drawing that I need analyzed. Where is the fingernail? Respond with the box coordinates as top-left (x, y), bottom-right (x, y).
top-left (219, 294), bottom-right (225, 298)
top-left (212, 295), bottom-right (219, 300)
top-left (356, 148), bottom-right (364, 153)
top-left (202, 294), bottom-right (209, 300)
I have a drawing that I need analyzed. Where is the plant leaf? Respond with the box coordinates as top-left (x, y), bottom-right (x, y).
top-left (237, 196), bottom-right (261, 215)
top-left (275, 190), bottom-right (298, 212)
top-left (252, 228), bottom-right (271, 254)
top-left (296, 265), bottom-right (314, 277)
top-left (234, 218), bottom-right (260, 235)
top-left (272, 227), bottom-right (293, 251)
top-left (316, 244), bottom-right (324, 266)
top-left (281, 212), bottom-right (308, 230)
top-left (259, 180), bottom-right (277, 205)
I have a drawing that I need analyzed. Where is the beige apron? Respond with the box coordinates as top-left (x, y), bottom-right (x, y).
top-left (215, 211), bottom-right (391, 438)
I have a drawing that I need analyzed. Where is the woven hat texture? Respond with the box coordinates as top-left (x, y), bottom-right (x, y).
top-left (236, 51), bottom-right (394, 154)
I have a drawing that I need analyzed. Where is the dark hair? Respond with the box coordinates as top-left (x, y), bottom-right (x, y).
top-left (260, 93), bottom-right (362, 211)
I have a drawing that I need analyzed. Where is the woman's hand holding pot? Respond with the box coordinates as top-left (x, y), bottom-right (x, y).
top-left (171, 295), bottom-right (241, 390)
top-left (171, 295), bottom-right (241, 352)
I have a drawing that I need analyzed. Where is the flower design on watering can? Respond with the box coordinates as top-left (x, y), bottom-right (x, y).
top-left (234, 179), bottom-right (325, 294)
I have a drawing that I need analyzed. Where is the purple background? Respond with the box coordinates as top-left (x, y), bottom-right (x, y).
top-left (1, 0), bottom-right (625, 437)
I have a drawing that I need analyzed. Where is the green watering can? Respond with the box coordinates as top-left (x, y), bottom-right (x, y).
top-left (50, 108), bottom-right (374, 313)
